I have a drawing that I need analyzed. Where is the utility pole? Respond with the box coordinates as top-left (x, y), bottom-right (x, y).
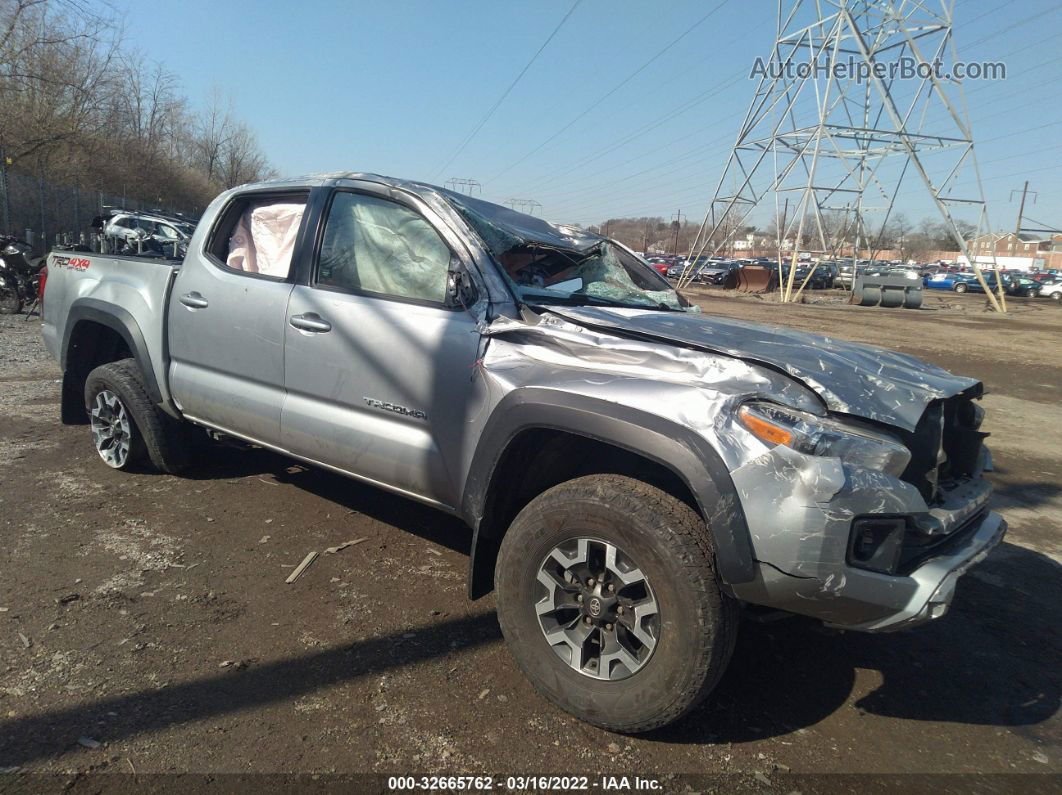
top-left (671, 209), bottom-right (685, 255)
top-left (642, 220), bottom-right (650, 254)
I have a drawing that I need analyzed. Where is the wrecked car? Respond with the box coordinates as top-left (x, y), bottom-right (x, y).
top-left (40, 173), bottom-right (1006, 733)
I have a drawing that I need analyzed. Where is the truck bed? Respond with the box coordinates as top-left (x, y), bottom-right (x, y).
top-left (41, 251), bottom-right (180, 410)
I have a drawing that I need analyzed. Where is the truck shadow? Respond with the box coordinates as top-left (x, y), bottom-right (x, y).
top-left (655, 541), bottom-right (1061, 745)
top-left (183, 440), bottom-right (473, 555)
top-left (16, 443), bottom-right (1052, 762)
top-left (188, 444), bottom-right (1061, 745)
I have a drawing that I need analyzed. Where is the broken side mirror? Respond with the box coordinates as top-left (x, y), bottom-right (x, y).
top-left (447, 260), bottom-right (479, 308)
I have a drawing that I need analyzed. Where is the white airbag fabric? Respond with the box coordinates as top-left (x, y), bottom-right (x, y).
top-left (227, 202), bottom-right (305, 277)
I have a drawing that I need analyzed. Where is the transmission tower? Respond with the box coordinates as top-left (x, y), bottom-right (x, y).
top-left (677, 0), bottom-right (1007, 312)
top-left (505, 198), bottom-right (543, 215)
top-left (444, 178), bottom-right (482, 196)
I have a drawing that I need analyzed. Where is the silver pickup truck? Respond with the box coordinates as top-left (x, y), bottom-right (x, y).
top-left (41, 173), bottom-right (1006, 733)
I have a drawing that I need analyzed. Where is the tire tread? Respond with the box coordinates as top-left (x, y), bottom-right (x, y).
top-left (84, 358), bottom-right (191, 474)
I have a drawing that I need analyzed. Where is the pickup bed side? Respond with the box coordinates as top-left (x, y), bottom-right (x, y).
top-left (43, 253), bottom-right (178, 421)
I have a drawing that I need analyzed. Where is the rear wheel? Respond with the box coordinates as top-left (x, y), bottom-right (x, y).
top-left (953, 282), bottom-right (968, 293)
top-left (84, 359), bottom-right (192, 474)
top-left (496, 474), bottom-right (738, 733)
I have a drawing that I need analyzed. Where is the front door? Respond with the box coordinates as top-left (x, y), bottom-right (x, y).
top-left (281, 189), bottom-right (482, 508)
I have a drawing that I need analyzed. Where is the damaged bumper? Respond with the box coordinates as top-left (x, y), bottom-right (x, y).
top-left (837, 509), bottom-right (1006, 631)
top-left (728, 444), bottom-right (1007, 632)
top-left (731, 507), bottom-right (1006, 632)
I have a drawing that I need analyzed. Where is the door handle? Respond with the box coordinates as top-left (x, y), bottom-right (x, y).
top-left (179, 292), bottom-right (209, 309)
top-left (289, 313), bottom-right (332, 333)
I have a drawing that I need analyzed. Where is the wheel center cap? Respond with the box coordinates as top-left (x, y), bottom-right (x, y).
top-left (587, 596), bottom-right (603, 618)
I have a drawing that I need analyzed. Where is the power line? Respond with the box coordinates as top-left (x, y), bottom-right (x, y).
top-left (517, 70), bottom-right (746, 199)
top-left (431, 0), bottom-right (583, 182)
top-left (550, 3), bottom-right (1057, 225)
top-left (484, 0), bottom-right (734, 185)
top-left (533, 2), bottom-right (1039, 212)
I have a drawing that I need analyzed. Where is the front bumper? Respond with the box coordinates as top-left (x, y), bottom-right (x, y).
top-left (727, 445), bottom-right (1007, 632)
top-left (828, 509), bottom-right (1006, 631)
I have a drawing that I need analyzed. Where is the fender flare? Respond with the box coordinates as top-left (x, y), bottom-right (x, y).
top-left (461, 388), bottom-right (756, 597)
top-left (62, 299), bottom-right (163, 405)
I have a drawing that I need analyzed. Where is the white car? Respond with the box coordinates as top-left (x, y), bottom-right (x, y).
top-left (1038, 280), bottom-right (1062, 301)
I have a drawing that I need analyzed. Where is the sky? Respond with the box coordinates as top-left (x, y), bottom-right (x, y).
top-left (119, 0), bottom-right (1062, 234)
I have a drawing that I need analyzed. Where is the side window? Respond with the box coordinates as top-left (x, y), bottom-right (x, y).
top-left (206, 193), bottom-right (308, 279)
top-left (317, 192), bottom-right (451, 304)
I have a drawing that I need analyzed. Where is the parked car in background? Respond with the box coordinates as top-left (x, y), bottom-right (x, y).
top-left (94, 210), bottom-right (197, 256)
top-left (924, 272), bottom-right (973, 292)
top-left (1038, 280), bottom-right (1062, 301)
top-left (698, 258), bottom-right (742, 284)
top-left (644, 257), bottom-right (671, 277)
top-left (833, 261), bottom-right (858, 289)
top-left (1005, 276), bottom-right (1043, 297)
top-left (1031, 269), bottom-right (1061, 282)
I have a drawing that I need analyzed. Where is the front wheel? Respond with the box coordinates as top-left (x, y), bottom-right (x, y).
top-left (953, 282), bottom-right (969, 293)
top-left (1051, 292), bottom-right (1061, 302)
top-left (495, 475), bottom-right (738, 733)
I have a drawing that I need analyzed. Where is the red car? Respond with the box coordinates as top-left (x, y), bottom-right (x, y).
top-left (645, 258), bottom-right (670, 277)
top-left (1031, 270), bottom-right (1061, 282)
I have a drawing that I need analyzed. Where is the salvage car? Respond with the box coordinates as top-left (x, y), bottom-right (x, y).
top-left (41, 173), bottom-right (1006, 733)
top-left (94, 209), bottom-right (197, 255)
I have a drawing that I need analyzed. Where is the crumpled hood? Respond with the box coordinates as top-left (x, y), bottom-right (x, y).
top-left (544, 306), bottom-right (980, 432)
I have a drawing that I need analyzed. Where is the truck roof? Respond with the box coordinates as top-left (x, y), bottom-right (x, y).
top-left (230, 172), bottom-right (608, 257)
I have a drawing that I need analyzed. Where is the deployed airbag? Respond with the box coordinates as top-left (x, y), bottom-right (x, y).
top-left (227, 201), bottom-right (305, 277)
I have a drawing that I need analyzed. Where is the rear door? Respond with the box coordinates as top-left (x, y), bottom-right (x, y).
top-left (281, 186), bottom-right (483, 508)
top-left (167, 189), bottom-right (310, 443)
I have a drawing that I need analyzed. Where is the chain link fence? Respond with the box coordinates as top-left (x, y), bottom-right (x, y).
top-left (0, 167), bottom-right (199, 254)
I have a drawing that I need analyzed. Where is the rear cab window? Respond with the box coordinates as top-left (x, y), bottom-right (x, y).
top-left (206, 192), bottom-right (310, 280)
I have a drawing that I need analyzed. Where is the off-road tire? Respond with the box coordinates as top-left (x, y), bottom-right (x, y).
top-left (495, 474), bottom-right (738, 733)
top-left (84, 358), bottom-right (192, 474)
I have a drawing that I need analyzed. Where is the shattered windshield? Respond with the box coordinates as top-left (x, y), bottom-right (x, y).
top-left (440, 190), bottom-right (687, 311)
top-left (498, 242), bottom-right (685, 310)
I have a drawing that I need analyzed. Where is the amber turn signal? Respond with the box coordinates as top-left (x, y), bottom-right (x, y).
top-left (738, 406), bottom-right (794, 447)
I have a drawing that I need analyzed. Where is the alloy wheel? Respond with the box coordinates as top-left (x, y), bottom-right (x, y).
top-left (535, 537), bottom-right (659, 681)
top-left (90, 389), bottom-right (132, 468)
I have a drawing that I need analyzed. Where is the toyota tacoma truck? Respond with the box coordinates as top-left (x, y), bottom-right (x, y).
top-left (40, 173), bottom-right (1006, 733)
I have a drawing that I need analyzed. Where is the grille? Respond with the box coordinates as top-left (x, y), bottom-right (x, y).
top-left (900, 393), bottom-right (988, 504)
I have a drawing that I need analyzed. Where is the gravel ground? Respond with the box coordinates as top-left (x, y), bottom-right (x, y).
top-left (0, 292), bottom-right (1059, 790)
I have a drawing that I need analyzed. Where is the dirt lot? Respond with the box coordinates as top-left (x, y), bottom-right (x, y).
top-left (0, 290), bottom-right (1059, 787)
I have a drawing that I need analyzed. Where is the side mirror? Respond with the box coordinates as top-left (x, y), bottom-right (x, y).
top-left (447, 265), bottom-right (478, 308)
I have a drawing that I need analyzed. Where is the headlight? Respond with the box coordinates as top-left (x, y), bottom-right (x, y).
top-left (737, 401), bottom-right (911, 476)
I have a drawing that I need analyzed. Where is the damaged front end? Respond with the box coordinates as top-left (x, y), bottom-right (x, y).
top-left (726, 389), bottom-right (1005, 632)
top-left (479, 303), bottom-right (1005, 633)
top-left (428, 182), bottom-right (1005, 633)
